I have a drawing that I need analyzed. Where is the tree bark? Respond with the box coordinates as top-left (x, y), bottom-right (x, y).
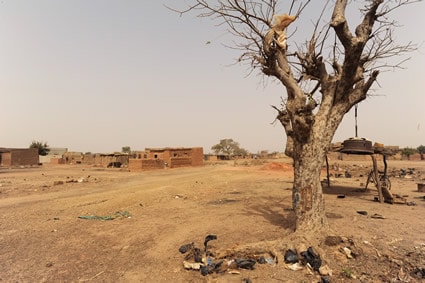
top-left (292, 142), bottom-right (328, 231)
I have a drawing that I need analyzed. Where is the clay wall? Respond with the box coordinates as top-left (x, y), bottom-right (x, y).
top-left (128, 159), bottom-right (165, 171)
top-left (0, 152), bottom-right (11, 166)
top-left (190, 147), bottom-right (204, 166)
top-left (1, 148), bottom-right (39, 167)
top-left (169, 158), bottom-right (192, 168)
top-left (51, 158), bottom-right (66, 164)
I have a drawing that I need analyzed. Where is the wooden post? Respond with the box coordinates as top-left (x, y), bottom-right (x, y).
top-left (371, 154), bottom-right (383, 203)
top-left (325, 155), bottom-right (330, 188)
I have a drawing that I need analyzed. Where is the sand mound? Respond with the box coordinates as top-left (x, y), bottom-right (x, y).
top-left (261, 162), bottom-right (293, 171)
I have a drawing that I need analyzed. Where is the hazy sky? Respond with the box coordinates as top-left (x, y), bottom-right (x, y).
top-left (1, 1), bottom-right (424, 154)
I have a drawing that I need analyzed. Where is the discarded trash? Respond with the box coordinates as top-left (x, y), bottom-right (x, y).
top-left (78, 210), bottom-right (131, 221)
top-left (235, 258), bottom-right (256, 270)
top-left (286, 262), bottom-right (303, 271)
top-left (301, 247), bottom-right (322, 271)
top-left (193, 247), bottom-right (203, 263)
top-left (340, 247), bottom-right (353, 259)
top-left (370, 213), bottom-right (385, 219)
top-left (265, 257), bottom-right (274, 265)
top-left (183, 260), bottom-right (202, 270)
top-left (284, 249), bottom-right (299, 263)
top-left (357, 210), bottom-right (368, 215)
top-left (411, 267), bottom-right (425, 279)
top-left (204, 234), bottom-right (217, 251)
top-left (179, 242), bottom-right (194, 254)
top-left (257, 256), bottom-right (266, 264)
top-left (179, 234), bottom-right (265, 277)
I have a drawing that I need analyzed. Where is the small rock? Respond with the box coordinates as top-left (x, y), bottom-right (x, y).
top-left (325, 235), bottom-right (343, 246)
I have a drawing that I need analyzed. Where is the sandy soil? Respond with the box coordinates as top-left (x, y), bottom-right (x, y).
top-left (1, 158), bottom-right (424, 282)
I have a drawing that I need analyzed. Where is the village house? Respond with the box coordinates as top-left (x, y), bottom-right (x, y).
top-left (129, 147), bottom-right (203, 171)
top-left (0, 147), bottom-right (39, 167)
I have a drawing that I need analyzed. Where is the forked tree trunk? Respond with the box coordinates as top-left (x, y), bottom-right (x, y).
top-left (289, 96), bottom-right (348, 231)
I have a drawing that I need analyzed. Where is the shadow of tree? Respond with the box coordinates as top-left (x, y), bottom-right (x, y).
top-left (242, 195), bottom-right (295, 230)
top-left (323, 184), bottom-right (375, 196)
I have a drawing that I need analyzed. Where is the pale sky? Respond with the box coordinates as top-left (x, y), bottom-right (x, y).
top-left (1, 1), bottom-right (424, 154)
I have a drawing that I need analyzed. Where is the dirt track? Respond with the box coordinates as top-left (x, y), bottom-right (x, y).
top-left (1, 159), bottom-right (425, 282)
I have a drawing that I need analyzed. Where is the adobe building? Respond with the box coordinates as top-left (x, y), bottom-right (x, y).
top-left (129, 147), bottom-right (203, 171)
top-left (0, 148), bottom-right (39, 167)
top-left (39, 147), bottom-right (68, 164)
top-left (82, 153), bottom-right (129, 167)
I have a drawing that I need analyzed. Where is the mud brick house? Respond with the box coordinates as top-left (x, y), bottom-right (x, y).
top-left (0, 147), bottom-right (39, 167)
top-left (39, 147), bottom-right (68, 164)
top-left (63, 152), bottom-right (83, 164)
top-left (129, 147), bottom-right (203, 171)
top-left (82, 153), bottom-right (129, 167)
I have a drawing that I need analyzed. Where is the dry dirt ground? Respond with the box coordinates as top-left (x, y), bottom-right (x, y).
top-left (1, 158), bottom-right (425, 283)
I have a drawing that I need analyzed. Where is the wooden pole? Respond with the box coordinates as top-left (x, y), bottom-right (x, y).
top-left (371, 154), bottom-right (383, 203)
top-left (325, 155), bottom-right (330, 188)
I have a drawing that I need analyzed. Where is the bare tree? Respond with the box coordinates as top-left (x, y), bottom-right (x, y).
top-left (171, 0), bottom-right (419, 232)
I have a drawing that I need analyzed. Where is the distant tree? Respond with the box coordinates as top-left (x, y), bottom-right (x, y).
top-left (401, 147), bottom-right (416, 160)
top-left (122, 146), bottom-right (131, 154)
top-left (417, 145), bottom-right (425, 160)
top-left (29, 141), bottom-right (50, 156)
top-left (211, 139), bottom-right (248, 158)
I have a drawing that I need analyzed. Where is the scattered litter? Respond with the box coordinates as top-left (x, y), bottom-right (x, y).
top-left (284, 249), bottom-right (299, 263)
top-left (411, 267), bottom-right (425, 279)
top-left (370, 213), bottom-right (385, 219)
top-left (204, 234), bottom-right (217, 252)
top-left (340, 247), bottom-right (353, 259)
top-left (235, 258), bottom-right (256, 270)
top-left (286, 262), bottom-right (303, 271)
top-left (178, 235), bottom-right (264, 277)
top-left (179, 242), bottom-right (194, 254)
top-left (78, 210), bottom-right (131, 221)
top-left (179, 235), bottom-right (326, 278)
top-left (183, 260), bottom-right (202, 270)
top-left (301, 247), bottom-right (322, 271)
top-left (265, 257), bottom-right (275, 265)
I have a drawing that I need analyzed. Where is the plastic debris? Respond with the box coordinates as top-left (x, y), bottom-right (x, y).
top-left (301, 247), bottom-right (322, 271)
top-left (284, 249), bottom-right (299, 263)
top-left (340, 247), bottom-right (353, 259)
top-left (183, 260), bottom-right (202, 270)
top-left (78, 210), bottom-right (131, 221)
top-left (235, 258), bottom-right (256, 270)
top-left (179, 242), bottom-right (194, 254)
top-left (370, 213), bottom-right (385, 219)
top-left (204, 234), bottom-right (217, 251)
top-left (286, 262), bottom-right (303, 271)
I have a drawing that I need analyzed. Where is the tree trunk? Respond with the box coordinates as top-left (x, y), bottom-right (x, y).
top-left (292, 141), bottom-right (328, 231)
